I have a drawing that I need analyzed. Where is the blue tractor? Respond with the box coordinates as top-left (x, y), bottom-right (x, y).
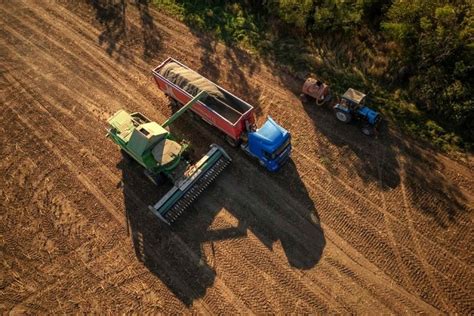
top-left (333, 88), bottom-right (382, 136)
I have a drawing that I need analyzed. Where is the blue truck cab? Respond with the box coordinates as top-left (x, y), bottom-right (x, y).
top-left (243, 117), bottom-right (291, 172)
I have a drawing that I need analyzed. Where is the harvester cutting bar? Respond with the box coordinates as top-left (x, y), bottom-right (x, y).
top-left (148, 144), bottom-right (231, 225)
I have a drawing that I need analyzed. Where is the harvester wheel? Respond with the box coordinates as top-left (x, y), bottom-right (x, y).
top-left (121, 149), bottom-right (133, 164)
top-left (335, 109), bottom-right (351, 123)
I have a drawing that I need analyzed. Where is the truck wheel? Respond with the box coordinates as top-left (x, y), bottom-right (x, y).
top-left (335, 109), bottom-right (351, 123)
top-left (225, 135), bottom-right (241, 148)
top-left (361, 125), bottom-right (374, 136)
top-left (144, 170), bottom-right (165, 186)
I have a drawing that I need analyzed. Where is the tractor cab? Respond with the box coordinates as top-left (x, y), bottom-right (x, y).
top-left (340, 88), bottom-right (366, 110)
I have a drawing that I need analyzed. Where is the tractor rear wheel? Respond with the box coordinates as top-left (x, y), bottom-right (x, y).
top-left (335, 110), bottom-right (351, 123)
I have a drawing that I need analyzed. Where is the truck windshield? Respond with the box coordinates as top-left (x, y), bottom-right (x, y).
top-left (269, 137), bottom-right (290, 160)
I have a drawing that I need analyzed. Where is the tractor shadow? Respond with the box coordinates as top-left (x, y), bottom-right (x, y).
top-left (88, 0), bottom-right (161, 61)
top-left (258, 33), bottom-right (470, 228)
top-left (301, 97), bottom-right (401, 190)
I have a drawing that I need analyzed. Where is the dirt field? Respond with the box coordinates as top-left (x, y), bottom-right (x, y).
top-left (1, 1), bottom-right (473, 313)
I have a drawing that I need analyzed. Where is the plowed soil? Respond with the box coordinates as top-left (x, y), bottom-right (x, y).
top-left (1, 1), bottom-right (473, 313)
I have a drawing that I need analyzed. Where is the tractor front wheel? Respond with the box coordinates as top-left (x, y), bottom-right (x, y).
top-left (361, 125), bottom-right (374, 136)
top-left (335, 110), bottom-right (351, 123)
top-left (225, 135), bottom-right (241, 148)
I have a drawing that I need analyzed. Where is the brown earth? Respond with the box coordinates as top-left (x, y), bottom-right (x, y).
top-left (1, 0), bottom-right (473, 313)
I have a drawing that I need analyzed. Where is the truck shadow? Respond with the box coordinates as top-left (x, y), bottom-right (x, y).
top-left (170, 111), bottom-right (326, 271)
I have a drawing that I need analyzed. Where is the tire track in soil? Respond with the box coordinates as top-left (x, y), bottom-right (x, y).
top-left (54, 0), bottom-right (474, 202)
top-left (2, 68), bottom-right (251, 312)
top-left (398, 158), bottom-right (450, 311)
top-left (292, 150), bottom-right (473, 278)
top-left (2, 1), bottom-right (470, 314)
top-left (296, 157), bottom-right (473, 298)
top-left (0, 69), bottom-right (245, 310)
top-left (2, 48), bottom-right (422, 312)
top-left (44, 0), bottom-right (474, 262)
top-left (0, 65), bottom-right (206, 312)
top-left (1, 110), bottom-right (206, 314)
top-left (0, 136), bottom-right (130, 312)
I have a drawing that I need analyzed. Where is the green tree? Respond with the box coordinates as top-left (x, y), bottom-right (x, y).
top-left (382, 0), bottom-right (474, 145)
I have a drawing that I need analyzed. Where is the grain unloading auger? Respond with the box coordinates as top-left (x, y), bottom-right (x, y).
top-left (106, 91), bottom-right (231, 225)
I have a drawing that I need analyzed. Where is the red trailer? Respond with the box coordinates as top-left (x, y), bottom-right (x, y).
top-left (152, 57), bottom-right (255, 144)
top-left (152, 57), bottom-right (292, 172)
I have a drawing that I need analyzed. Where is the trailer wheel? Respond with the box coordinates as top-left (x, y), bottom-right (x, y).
top-left (188, 110), bottom-right (199, 121)
top-left (335, 110), bottom-right (351, 123)
top-left (225, 135), bottom-right (241, 147)
top-left (169, 97), bottom-right (181, 108)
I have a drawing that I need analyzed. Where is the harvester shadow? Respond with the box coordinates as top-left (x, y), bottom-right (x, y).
top-left (89, 0), bottom-right (161, 60)
top-left (119, 158), bottom-right (220, 306)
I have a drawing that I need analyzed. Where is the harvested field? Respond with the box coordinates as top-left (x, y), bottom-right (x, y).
top-left (1, 0), bottom-right (473, 313)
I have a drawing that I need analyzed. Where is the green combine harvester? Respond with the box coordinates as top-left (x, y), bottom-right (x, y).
top-left (106, 91), bottom-right (231, 225)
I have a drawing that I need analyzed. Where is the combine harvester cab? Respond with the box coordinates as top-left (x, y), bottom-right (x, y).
top-left (152, 57), bottom-right (292, 172)
top-left (106, 92), bottom-right (231, 225)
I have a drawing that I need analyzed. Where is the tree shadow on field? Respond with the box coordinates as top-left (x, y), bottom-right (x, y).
top-left (188, 32), bottom-right (263, 117)
top-left (397, 140), bottom-right (470, 228)
top-left (89, 0), bottom-right (161, 60)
